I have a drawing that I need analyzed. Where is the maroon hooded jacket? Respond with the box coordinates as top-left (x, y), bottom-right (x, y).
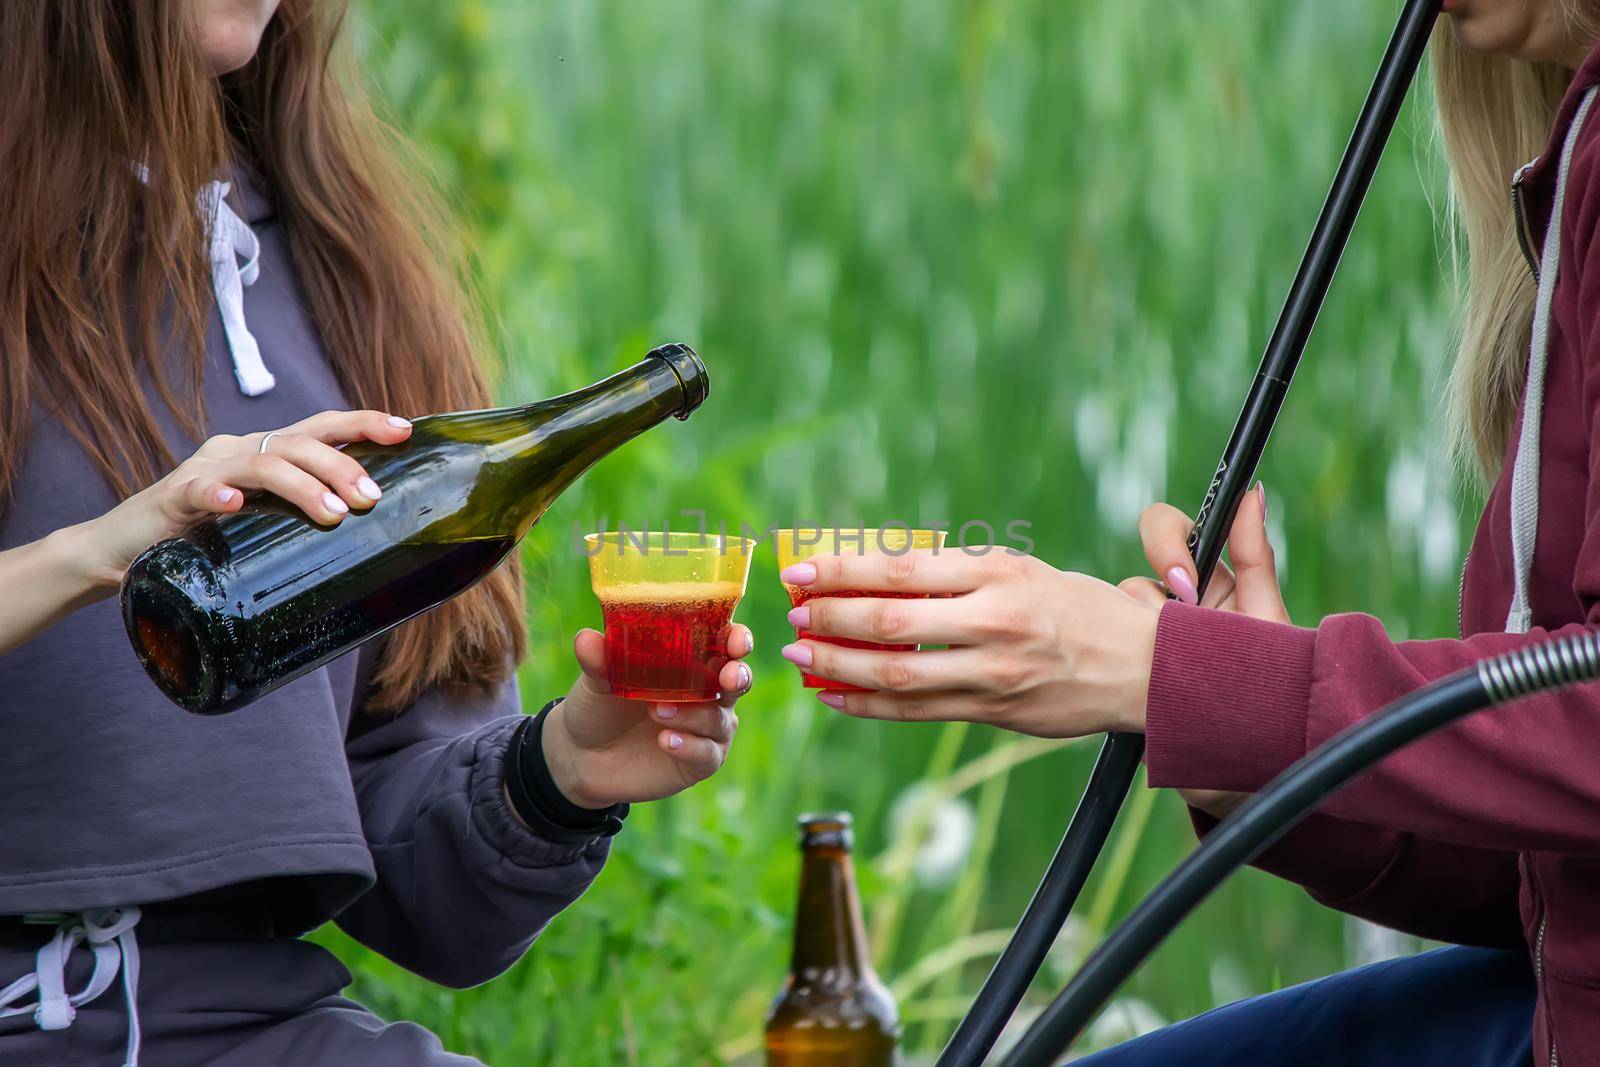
top-left (1143, 41), bottom-right (1600, 1066)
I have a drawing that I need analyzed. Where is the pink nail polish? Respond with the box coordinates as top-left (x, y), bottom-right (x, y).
top-left (216, 488), bottom-right (237, 506)
top-left (1257, 481), bottom-right (1268, 521)
top-left (655, 703), bottom-right (677, 719)
top-left (357, 476), bottom-right (382, 501)
top-left (387, 415), bottom-right (412, 428)
top-left (1166, 565), bottom-right (1199, 605)
top-left (818, 692), bottom-right (845, 708)
top-left (781, 643), bottom-right (814, 668)
top-left (780, 563), bottom-right (817, 585)
top-left (665, 733), bottom-right (684, 751)
top-left (737, 663), bottom-right (753, 692)
top-left (323, 492), bottom-right (349, 515)
top-left (787, 605), bottom-right (811, 629)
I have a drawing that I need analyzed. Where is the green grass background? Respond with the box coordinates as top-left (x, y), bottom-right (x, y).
top-left (320, 1), bottom-right (1474, 1060)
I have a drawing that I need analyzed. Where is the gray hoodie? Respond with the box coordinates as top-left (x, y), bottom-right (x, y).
top-left (0, 173), bottom-right (607, 988)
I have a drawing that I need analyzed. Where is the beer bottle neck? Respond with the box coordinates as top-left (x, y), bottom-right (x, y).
top-left (789, 844), bottom-right (873, 978)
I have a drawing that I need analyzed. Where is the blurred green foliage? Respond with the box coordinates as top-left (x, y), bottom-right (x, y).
top-left (324, 0), bottom-right (1472, 1061)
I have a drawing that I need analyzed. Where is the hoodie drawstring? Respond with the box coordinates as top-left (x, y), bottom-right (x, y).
top-left (199, 181), bottom-right (273, 397)
top-left (1506, 87), bottom-right (1598, 633)
top-left (132, 163), bottom-right (272, 398)
top-left (0, 907), bottom-right (143, 1066)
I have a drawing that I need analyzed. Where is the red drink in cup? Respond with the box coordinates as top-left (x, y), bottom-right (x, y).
top-left (775, 528), bottom-right (946, 691)
top-left (598, 581), bottom-right (745, 701)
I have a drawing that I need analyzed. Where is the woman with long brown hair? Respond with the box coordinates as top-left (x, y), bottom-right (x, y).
top-left (0, 2), bottom-right (752, 1063)
top-left (781, 0), bottom-right (1600, 1061)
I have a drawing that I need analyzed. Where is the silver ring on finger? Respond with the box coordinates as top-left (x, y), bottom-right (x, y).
top-left (258, 431), bottom-right (282, 455)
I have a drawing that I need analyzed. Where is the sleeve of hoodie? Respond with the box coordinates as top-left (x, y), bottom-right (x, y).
top-left (1145, 596), bottom-right (1600, 854)
top-left (336, 673), bottom-right (610, 988)
top-left (1144, 128), bottom-right (1600, 858)
top-left (1182, 806), bottom-right (1523, 949)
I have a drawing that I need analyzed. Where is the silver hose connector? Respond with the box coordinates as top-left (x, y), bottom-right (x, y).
top-left (1477, 630), bottom-right (1600, 703)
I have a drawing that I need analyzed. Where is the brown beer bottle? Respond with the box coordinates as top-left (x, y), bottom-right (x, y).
top-left (765, 812), bottom-right (901, 1066)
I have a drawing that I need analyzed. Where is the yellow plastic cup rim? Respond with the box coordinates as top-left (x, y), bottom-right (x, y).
top-left (771, 528), bottom-right (947, 570)
top-left (584, 530), bottom-right (757, 596)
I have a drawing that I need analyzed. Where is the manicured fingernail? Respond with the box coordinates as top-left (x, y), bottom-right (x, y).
top-left (737, 663), bottom-right (752, 692)
top-left (1166, 565), bottom-right (1198, 605)
top-left (216, 488), bottom-right (237, 505)
top-left (818, 692), bottom-right (845, 708)
top-left (787, 605), bottom-right (810, 628)
top-left (387, 415), bottom-right (412, 428)
top-left (1256, 481), bottom-right (1268, 521)
top-left (356, 476), bottom-right (382, 501)
top-left (781, 643), bottom-right (813, 668)
top-left (655, 703), bottom-right (677, 719)
top-left (665, 732), bottom-right (684, 751)
top-left (780, 563), bottom-right (817, 585)
top-left (323, 492), bottom-right (349, 515)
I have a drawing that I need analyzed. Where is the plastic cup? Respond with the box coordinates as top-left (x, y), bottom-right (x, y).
top-left (774, 528), bottom-right (947, 691)
top-left (585, 531), bottom-right (755, 702)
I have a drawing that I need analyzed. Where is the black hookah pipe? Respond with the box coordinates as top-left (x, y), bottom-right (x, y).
top-left (936, 1), bottom-right (1444, 1062)
top-left (1007, 631), bottom-right (1600, 1064)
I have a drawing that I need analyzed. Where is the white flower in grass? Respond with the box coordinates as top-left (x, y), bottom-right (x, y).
top-left (1043, 917), bottom-right (1094, 981)
top-left (1208, 953), bottom-right (1251, 1006)
top-left (715, 784), bottom-right (746, 817)
top-left (888, 783), bottom-right (976, 887)
top-left (1081, 997), bottom-right (1167, 1053)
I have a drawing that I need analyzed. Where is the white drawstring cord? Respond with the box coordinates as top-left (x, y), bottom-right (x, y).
top-left (0, 907), bottom-right (143, 1066)
top-left (200, 180), bottom-right (273, 396)
top-left (132, 163), bottom-right (273, 398)
top-left (1505, 86), bottom-right (1598, 634)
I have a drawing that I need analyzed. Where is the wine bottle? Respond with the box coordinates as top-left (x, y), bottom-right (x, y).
top-left (122, 342), bottom-right (709, 716)
top-left (765, 812), bottom-right (901, 1066)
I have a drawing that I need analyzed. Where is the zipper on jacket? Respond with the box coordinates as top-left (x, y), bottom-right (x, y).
top-left (1513, 161), bottom-right (1541, 281)
top-left (1536, 914), bottom-right (1557, 1065)
top-left (1457, 546), bottom-right (1470, 637)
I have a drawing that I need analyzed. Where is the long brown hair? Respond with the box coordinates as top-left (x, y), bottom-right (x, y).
top-left (0, 0), bottom-right (524, 710)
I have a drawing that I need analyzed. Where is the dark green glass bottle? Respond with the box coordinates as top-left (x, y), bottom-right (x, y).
top-left (122, 343), bottom-right (708, 715)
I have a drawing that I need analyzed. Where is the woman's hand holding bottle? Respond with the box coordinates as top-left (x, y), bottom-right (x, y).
top-left (79, 408), bottom-right (414, 587)
top-left (0, 408), bottom-right (411, 657)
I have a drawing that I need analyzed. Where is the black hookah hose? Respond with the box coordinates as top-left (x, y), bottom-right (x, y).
top-left (1005, 631), bottom-right (1600, 1065)
top-left (935, 2), bottom-right (1443, 1063)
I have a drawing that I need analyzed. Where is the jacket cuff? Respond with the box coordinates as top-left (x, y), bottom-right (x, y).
top-left (1144, 601), bottom-right (1315, 791)
top-left (470, 716), bottom-right (617, 868)
top-left (504, 701), bottom-right (629, 844)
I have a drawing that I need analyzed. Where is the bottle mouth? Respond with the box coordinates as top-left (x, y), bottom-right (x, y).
top-left (798, 810), bottom-right (854, 849)
top-left (646, 342), bottom-right (710, 419)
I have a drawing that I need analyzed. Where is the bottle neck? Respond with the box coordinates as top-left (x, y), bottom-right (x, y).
top-left (789, 843), bottom-right (873, 978)
top-left (491, 356), bottom-right (691, 463)
top-left (464, 355), bottom-right (695, 535)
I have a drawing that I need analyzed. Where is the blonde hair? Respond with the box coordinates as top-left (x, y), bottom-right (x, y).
top-left (1434, 9), bottom-right (1593, 481)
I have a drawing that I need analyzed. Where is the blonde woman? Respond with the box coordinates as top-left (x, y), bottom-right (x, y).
top-left (783, 1), bottom-right (1600, 1061)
